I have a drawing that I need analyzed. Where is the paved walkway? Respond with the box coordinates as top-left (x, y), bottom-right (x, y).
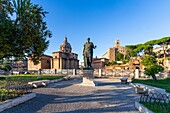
top-left (3, 78), bottom-right (140, 113)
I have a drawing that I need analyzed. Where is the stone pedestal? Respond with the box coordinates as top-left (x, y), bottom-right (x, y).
top-left (80, 70), bottom-right (95, 87)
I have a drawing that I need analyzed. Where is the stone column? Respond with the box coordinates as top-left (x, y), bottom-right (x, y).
top-left (73, 69), bottom-right (76, 75)
top-left (99, 69), bottom-right (102, 77)
top-left (140, 70), bottom-right (145, 78)
top-left (73, 60), bottom-right (76, 68)
top-left (71, 60), bottom-right (74, 69)
top-left (62, 59), bottom-right (65, 69)
top-left (50, 59), bottom-right (53, 69)
top-left (164, 70), bottom-right (170, 78)
top-left (67, 59), bottom-right (70, 69)
top-left (57, 58), bottom-right (60, 69)
top-left (38, 69), bottom-right (41, 75)
top-left (60, 58), bottom-right (62, 69)
top-left (80, 70), bottom-right (95, 87)
top-left (168, 71), bottom-right (170, 78)
top-left (77, 60), bottom-right (79, 69)
top-left (135, 69), bottom-right (139, 78)
top-left (55, 69), bottom-right (57, 74)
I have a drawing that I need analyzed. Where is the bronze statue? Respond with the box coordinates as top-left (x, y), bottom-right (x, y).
top-left (83, 38), bottom-right (96, 69)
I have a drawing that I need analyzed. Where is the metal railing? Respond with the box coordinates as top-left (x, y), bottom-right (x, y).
top-left (0, 79), bottom-right (32, 102)
top-left (140, 92), bottom-right (170, 113)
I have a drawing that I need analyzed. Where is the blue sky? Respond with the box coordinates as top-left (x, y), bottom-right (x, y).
top-left (32, 0), bottom-right (170, 62)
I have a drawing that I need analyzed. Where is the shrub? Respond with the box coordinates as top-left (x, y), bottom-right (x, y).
top-left (167, 57), bottom-right (170, 60)
top-left (1, 65), bottom-right (12, 71)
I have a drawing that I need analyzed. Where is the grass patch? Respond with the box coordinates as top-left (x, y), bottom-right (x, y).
top-left (132, 78), bottom-right (170, 92)
top-left (0, 74), bottom-right (63, 81)
top-left (0, 75), bottom-right (64, 101)
top-left (0, 75), bottom-right (64, 102)
top-left (140, 101), bottom-right (170, 113)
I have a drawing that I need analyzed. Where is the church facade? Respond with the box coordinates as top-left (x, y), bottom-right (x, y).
top-left (51, 37), bottom-right (79, 69)
top-left (28, 37), bottom-right (79, 70)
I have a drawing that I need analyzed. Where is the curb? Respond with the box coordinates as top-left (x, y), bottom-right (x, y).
top-left (49, 75), bottom-right (80, 83)
top-left (0, 92), bottom-right (36, 112)
top-left (130, 83), bottom-right (169, 95)
top-left (49, 75), bottom-right (72, 83)
top-left (129, 83), bottom-right (136, 87)
top-left (28, 75), bottom-right (75, 88)
top-left (49, 78), bottom-right (63, 83)
top-left (135, 101), bottom-right (154, 113)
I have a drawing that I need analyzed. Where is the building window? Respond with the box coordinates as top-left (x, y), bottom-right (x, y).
top-left (47, 60), bottom-right (50, 63)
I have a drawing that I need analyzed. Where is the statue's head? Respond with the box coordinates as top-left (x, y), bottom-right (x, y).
top-left (87, 38), bottom-right (90, 42)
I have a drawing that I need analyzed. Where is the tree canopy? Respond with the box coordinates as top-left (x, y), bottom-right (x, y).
top-left (0, 0), bottom-right (51, 64)
top-left (141, 55), bottom-right (157, 66)
top-left (125, 37), bottom-right (170, 57)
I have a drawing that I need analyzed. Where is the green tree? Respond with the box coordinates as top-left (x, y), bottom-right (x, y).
top-left (105, 61), bottom-right (111, 66)
top-left (125, 46), bottom-right (137, 57)
top-left (0, 0), bottom-right (51, 64)
top-left (141, 55), bottom-right (164, 80)
top-left (1, 64), bottom-right (12, 71)
top-left (144, 45), bottom-right (153, 55)
top-left (116, 52), bottom-right (124, 61)
top-left (105, 61), bottom-right (117, 66)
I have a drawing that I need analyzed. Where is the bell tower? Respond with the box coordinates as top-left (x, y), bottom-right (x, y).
top-left (114, 40), bottom-right (120, 47)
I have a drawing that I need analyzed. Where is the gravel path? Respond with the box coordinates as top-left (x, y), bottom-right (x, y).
top-left (2, 78), bottom-right (140, 113)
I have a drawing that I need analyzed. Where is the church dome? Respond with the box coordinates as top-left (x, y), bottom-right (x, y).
top-left (60, 37), bottom-right (72, 53)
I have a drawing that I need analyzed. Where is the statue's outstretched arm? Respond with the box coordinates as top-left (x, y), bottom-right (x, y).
top-left (94, 45), bottom-right (97, 49)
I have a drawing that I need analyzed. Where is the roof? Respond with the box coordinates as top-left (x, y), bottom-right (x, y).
top-left (42, 54), bottom-right (52, 58)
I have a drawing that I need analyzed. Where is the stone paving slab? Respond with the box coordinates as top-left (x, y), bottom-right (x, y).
top-left (2, 78), bottom-right (140, 113)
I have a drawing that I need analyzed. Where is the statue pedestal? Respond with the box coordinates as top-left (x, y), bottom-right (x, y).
top-left (80, 70), bottom-right (95, 87)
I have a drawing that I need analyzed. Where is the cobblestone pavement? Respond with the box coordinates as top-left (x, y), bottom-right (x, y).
top-left (3, 78), bottom-right (140, 113)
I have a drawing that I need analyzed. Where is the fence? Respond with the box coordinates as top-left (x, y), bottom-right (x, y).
top-left (30, 69), bottom-right (169, 79)
top-left (38, 69), bottom-right (72, 75)
top-left (101, 69), bottom-right (135, 78)
top-left (37, 69), bottom-right (135, 78)
top-left (140, 92), bottom-right (170, 113)
top-left (0, 79), bottom-right (32, 102)
top-left (38, 69), bottom-right (134, 77)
